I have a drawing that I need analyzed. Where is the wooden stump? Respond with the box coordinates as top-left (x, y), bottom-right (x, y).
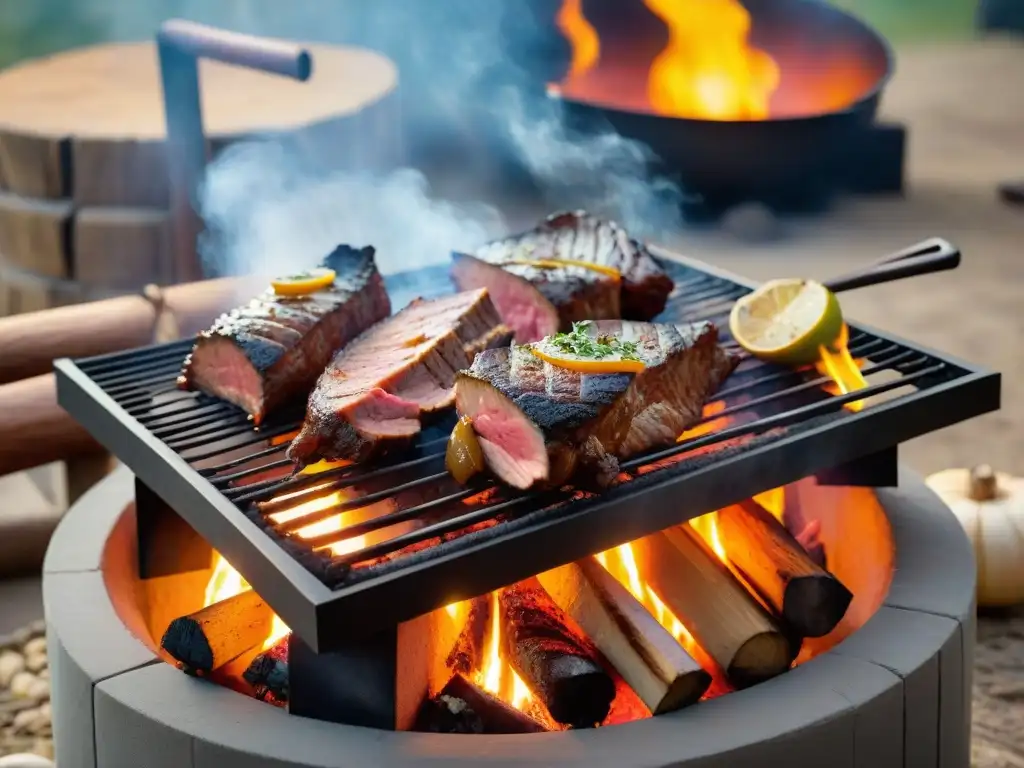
top-left (0, 40), bottom-right (400, 315)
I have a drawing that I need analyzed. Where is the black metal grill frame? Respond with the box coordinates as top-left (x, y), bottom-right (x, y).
top-left (55, 246), bottom-right (1000, 651)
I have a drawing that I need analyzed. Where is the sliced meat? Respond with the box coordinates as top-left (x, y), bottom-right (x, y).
top-left (454, 320), bottom-right (739, 490)
top-left (452, 211), bottom-right (674, 341)
top-left (179, 245), bottom-right (390, 424)
top-left (287, 289), bottom-right (505, 467)
top-left (451, 251), bottom-right (620, 343)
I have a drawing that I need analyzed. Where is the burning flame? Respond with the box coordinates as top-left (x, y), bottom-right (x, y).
top-left (596, 545), bottom-right (698, 658)
top-left (203, 482), bottom-right (368, 652)
top-left (815, 324), bottom-right (868, 412)
top-left (556, 0), bottom-right (600, 80)
top-left (677, 400), bottom-right (729, 443)
top-left (642, 0), bottom-right (780, 120)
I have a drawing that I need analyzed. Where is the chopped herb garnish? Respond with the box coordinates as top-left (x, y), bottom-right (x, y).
top-left (542, 321), bottom-right (641, 361)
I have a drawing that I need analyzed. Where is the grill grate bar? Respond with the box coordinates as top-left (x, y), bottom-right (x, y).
top-left (78, 339), bottom-right (194, 377)
top-left (92, 358), bottom-right (186, 389)
top-left (269, 470), bottom-right (452, 534)
top-left (296, 486), bottom-right (484, 550)
top-left (624, 363), bottom-right (945, 471)
top-left (147, 402), bottom-right (241, 434)
top-left (197, 443), bottom-right (288, 476)
top-left (239, 443), bottom-right (449, 508)
top-left (165, 418), bottom-right (265, 452)
top-left (122, 388), bottom-right (195, 412)
top-left (180, 424), bottom-right (298, 463)
top-left (210, 457), bottom-right (294, 486)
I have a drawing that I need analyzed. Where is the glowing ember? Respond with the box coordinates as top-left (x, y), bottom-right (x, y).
top-left (556, 0), bottom-right (600, 81)
top-left (815, 324), bottom-right (868, 412)
top-left (642, 0), bottom-right (780, 120)
top-left (753, 486), bottom-right (786, 521)
top-left (688, 512), bottom-right (727, 562)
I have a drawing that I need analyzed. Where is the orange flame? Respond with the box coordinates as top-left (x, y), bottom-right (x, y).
top-left (642, 0), bottom-right (780, 120)
top-left (204, 478), bottom-right (368, 651)
top-left (815, 324), bottom-right (868, 412)
top-left (677, 400), bottom-right (729, 443)
top-left (556, 0), bottom-right (600, 81)
top-left (596, 545), bottom-right (699, 665)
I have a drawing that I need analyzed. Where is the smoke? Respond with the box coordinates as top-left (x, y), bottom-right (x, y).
top-left (198, 142), bottom-right (505, 277)
top-left (131, 0), bottom-right (690, 276)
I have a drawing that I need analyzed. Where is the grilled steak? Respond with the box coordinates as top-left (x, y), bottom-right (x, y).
top-left (287, 289), bottom-right (508, 467)
top-left (179, 245), bottom-right (390, 424)
top-left (451, 211), bottom-right (674, 342)
top-left (454, 321), bottom-right (739, 490)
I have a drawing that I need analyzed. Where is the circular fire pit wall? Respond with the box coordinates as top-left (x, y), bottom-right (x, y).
top-left (43, 466), bottom-right (973, 768)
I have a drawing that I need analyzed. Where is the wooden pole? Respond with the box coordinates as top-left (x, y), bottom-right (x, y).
top-left (631, 527), bottom-right (797, 689)
top-left (160, 589), bottom-right (274, 675)
top-left (0, 275), bottom-right (263, 385)
top-left (537, 559), bottom-right (711, 714)
top-left (717, 500), bottom-right (853, 638)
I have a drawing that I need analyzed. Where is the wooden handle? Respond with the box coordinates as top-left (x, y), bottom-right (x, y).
top-left (0, 276), bottom-right (262, 386)
top-left (0, 374), bottom-right (102, 476)
top-left (822, 238), bottom-right (961, 293)
top-left (158, 20), bottom-right (312, 81)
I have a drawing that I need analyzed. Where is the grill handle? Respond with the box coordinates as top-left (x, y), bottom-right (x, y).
top-left (157, 20), bottom-right (313, 285)
top-left (822, 238), bottom-right (961, 293)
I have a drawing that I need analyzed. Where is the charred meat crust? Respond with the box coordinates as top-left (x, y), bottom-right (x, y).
top-left (287, 289), bottom-right (506, 467)
top-left (455, 320), bottom-right (739, 489)
top-left (178, 245), bottom-right (390, 424)
top-left (461, 210), bottom-right (673, 327)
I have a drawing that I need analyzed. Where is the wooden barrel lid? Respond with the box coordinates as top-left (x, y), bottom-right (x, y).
top-left (0, 41), bottom-right (398, 141)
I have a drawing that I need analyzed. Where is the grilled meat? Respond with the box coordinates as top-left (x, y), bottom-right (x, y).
top-left (454, 321), bottom-right (739, 490)
top-left (179, 245), bottom-right (389, 424)
top-left (451, 211), bottom-right (674, 342)
top-left (287, 289), bottom-right (508, 467)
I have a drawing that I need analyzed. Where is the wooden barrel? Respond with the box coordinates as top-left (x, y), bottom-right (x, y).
top-left (0, 40), bottom-right (401, 315)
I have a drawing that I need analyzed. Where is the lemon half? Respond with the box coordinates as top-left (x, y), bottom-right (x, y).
top-left (729, 278), bottom-right (844, 366)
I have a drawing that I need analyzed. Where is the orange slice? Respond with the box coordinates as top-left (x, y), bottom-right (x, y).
top-left (271, 268), bottom-right (336, 297)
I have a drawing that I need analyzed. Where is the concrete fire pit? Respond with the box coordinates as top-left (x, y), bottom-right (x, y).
top-left (43, 465), bottom-right (973, 768)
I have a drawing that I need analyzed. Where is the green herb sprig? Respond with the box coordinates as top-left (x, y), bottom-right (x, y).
top-left (545, 321), bottom-right (641, 361)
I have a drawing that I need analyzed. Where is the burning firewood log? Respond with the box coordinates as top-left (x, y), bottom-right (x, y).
top-left (416, 673), bottom-right (547, 735)
top-left (243, 636), bottom-right (289, 703)
top-left (632, 528), bottom-right (797, 689)
top-left (445, 595), bottom-right (491, 676)
top-left (716, 500), bottom-right (852, 638)
top-left (498, 579), bottom-right (615, 729)
top-left (537, 559), bottom-right (711, 714)
top-left (160, 589), bottom-right (274, 676)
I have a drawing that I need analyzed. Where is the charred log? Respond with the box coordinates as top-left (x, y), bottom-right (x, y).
top-left (632, 528), bottom-right (797, 689)
top-left (717, 500), bottom-right (852, 638)
top-left (160, 589), bottom-right (274, 675)
top-left (538, 559), bottom-right (710, 714)
top-left (243, 635), bottom-right (289, 703)
top-left (445, 595), bottom-right (491, 676)
top-left (499, 579), bottom-right (615, 729)
top-left (417, 673), bottom-right (547, 734)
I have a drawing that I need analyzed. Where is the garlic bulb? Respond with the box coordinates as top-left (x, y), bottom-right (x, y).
top-left (926, 464), bottom-right (1024, 607)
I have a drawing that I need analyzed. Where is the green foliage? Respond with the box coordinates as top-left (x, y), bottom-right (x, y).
top-left (0, 0), bottom-right (107, 69)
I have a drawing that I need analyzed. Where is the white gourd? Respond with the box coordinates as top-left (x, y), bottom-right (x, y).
top-left (925, 464), bottom-right (1024, 607)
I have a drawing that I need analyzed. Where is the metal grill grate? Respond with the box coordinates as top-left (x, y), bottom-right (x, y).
top-left (55, 248), bottom-right (1000, 649)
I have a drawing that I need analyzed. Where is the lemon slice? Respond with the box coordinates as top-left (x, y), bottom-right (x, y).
top-left (729, 278), bottom-right (844, 366)
top-left (271, 268), bottom-right (336, 297)
top-left (503, 258), bottom-right (622, 280)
